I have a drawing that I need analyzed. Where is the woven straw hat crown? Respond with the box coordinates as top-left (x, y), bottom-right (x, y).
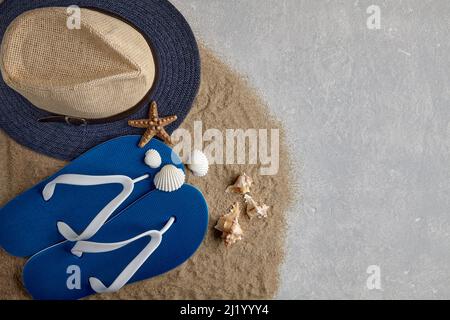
top-left (0, 7), bottom-right (155, 119)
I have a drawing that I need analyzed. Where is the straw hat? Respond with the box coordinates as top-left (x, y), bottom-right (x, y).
top-left (0, 0), bottom-right (200, 160)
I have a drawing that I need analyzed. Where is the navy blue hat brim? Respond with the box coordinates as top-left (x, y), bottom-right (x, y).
top-left (0, 0), bottom-right (200, 160)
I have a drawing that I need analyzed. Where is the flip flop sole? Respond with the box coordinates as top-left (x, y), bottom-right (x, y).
top-left (23, 184), bottom-right (208, 300)
top-left (0, 136), bottom-right (183, 257)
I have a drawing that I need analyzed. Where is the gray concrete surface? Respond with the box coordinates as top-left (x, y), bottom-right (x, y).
top-left (172, 0), bottom-right (450, 299)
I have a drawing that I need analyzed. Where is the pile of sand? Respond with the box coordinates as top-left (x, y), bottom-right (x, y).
top-left (0, 45), bottom-right (292, 299)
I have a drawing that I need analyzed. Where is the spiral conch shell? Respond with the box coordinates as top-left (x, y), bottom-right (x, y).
top-left (226, 173), bottom-right (253, 194)
top-left (154, 164), bottom-right (185, 192)
top-left (187, 149), bottom-right (209, 177)
top-left (144, 149), bottom-right (162, 169)
top-left (244, 194), bottom-right (270, 219)
top-left (215, 202), bottom-right (243, 247)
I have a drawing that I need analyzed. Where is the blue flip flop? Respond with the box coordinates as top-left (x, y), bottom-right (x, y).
top-left (23, 184), bottom-right (208, 300)
top-left (0, 136), bottom-right (183, 257)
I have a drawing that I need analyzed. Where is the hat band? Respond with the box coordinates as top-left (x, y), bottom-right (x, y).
top-left (38, 116), bottom-right (88, 126)
top-left (37, 91), bottom-right (151, 126)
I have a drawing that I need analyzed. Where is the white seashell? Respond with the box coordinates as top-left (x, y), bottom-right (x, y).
top-left (187, 149), bottom-right (209, 177)
top-left (244, 194), bottom-right (270, 219)
top-left (154, 164), bottom-right (185, 192)
top-left (145, 149), bottom-right (162, 169)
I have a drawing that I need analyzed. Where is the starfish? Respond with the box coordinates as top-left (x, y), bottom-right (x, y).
top-left (128, 101), bottom-right (178, 148)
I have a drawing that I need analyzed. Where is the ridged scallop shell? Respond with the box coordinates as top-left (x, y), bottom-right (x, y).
top-left (154, 164), bottom-right (185, 192)
top-left (145, 149), bottom-right (162, 169)
top-left (187, 149), bottom-right (209, 177)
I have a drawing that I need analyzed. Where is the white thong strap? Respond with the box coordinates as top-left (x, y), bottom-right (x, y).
top-left (71, 217), bottom-right (175, 293)
top-left (43, 174), bottom-right (149, 241)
